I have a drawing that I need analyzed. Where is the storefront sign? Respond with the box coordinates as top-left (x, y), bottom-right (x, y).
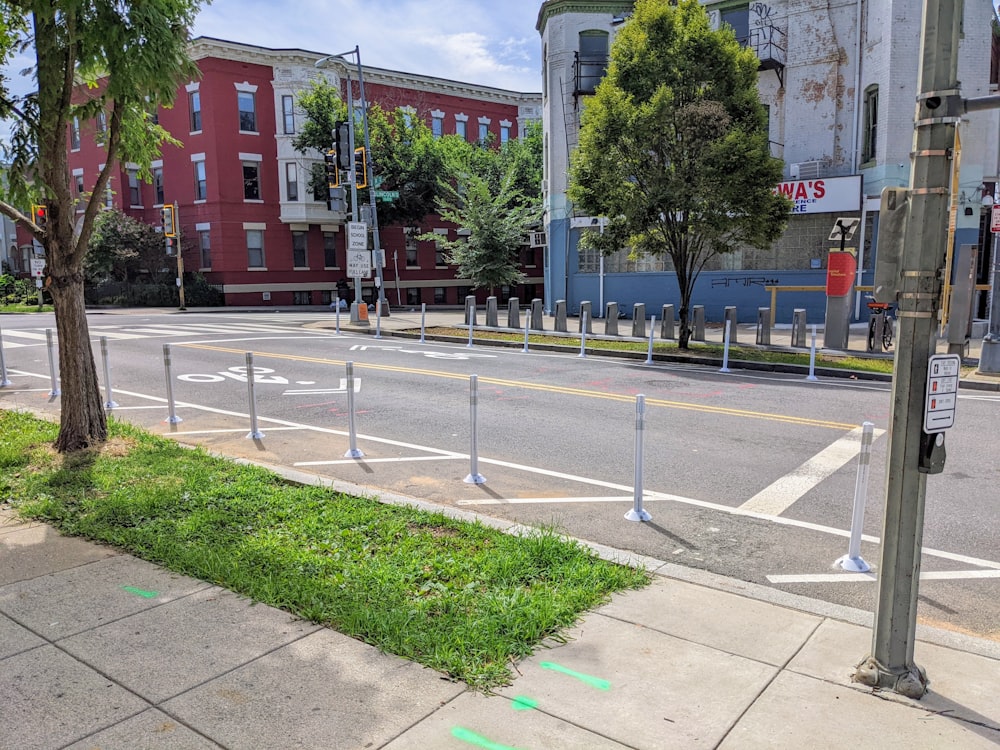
top-left (774, 175), bottom-right (862, 215)
top-left (826, 250), bottom-right (857, 297)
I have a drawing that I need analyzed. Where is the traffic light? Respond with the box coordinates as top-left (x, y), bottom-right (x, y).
top-left (160, 204), bottom-right (176, 237)
top-left (354, 147), bottom-right (367, 189)
top-left (324, 148), bottom-right (340, 190)
top-left (31, 204), bottom-right (48, 229)
top-left (334, 121), bottom-right (351, 170)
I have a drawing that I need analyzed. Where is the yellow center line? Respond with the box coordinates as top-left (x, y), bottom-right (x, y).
top-left (179, 342), bottom-right (857, 430)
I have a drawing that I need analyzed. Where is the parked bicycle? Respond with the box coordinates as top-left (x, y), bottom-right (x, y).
top-left (866, 299), bottom-right (895, 352)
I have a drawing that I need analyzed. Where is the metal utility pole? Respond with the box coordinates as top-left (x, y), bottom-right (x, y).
top-left (852, 0), bottom-right (963, 698)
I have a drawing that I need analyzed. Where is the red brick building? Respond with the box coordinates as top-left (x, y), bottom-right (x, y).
top-left (64, 37), bottom-right (542, 307)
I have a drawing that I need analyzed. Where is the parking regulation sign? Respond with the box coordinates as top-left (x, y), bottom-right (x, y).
top-left (991, 203), bottom-right (1000, 233)
top-left (924, 354), bottom-right (960, 432)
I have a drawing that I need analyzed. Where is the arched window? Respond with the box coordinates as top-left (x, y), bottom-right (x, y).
top-left (575, 31), bottom-right (609, 96)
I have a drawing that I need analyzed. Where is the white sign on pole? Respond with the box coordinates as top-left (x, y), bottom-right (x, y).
top-left (347, 221), bottom-right (368, 251)
top-left (347, 249), bottom-right (372, 278)
top-left (991, 203), bottom-right (1000, 233)
top-left (30, 258), bottom-right (46, 278)
top-left (924, 354), bottom-right (960, 432)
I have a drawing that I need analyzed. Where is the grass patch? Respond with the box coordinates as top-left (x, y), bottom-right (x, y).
top-left (1, 303), bottom-right (54, 313)
top-left (428, 327), bottom-right (896, 376)
top-left (0, 410), bottom-right (648, 689)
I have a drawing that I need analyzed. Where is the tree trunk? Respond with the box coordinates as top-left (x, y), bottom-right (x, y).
top-left (50, 276), bottom-right (107, 452)
top-left (678, 305), bottom-right (691, 350)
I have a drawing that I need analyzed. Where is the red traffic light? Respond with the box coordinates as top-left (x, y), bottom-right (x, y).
top-left (31, 204), bottom-right (48, 228)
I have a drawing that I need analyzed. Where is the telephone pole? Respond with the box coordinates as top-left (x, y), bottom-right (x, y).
top-left (851, 0), bottom-right (963, 698)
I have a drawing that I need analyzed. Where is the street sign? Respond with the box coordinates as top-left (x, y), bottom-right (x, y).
top-left (829, 217), bottom-right (860, 242)
top-left (374, 190), bottom-right (399, 201)
top-left (30, 258), bottom-right (45, 278)
top-left (924, 353), bottom-right (960, 432)
top-left (991, 203), bottom-right (1000, 232)
top-left (347, 249), bottom-right (372, 278)
top-left (347, 221), bottom-right (368, 251)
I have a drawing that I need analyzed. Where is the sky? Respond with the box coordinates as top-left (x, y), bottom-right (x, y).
top-left (194, 0), bottom-right (543, 92)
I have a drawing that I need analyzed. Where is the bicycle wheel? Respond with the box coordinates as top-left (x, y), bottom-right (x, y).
top-left (867, 318), bottom-right (877, 352)
top-left (883, 317), bottom-right (894, 350)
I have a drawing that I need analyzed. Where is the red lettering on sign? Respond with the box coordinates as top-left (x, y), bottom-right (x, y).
top-left (813, 180), bottom-right (825, 199)
top-left (825, 251), bottom-right (857, 297)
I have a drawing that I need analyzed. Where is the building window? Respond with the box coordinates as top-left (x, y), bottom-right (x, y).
top-left (456, 119), bottom-right (467, 140)
top-left (862, 85), bottom-right (878, 164)
top-left (243, 161), bottom-right (261, 200)
top-left (323, 232), bottom-right (338, 267)
top-left (70, 116), bottom-right (80, 150)
top-left (720, 6), bottom-right (750, 45)
top-left (576, 31), bottom-right (609, 95)
top-left (127, 169), bottom-right (141, 206)
top-left (293, 291), bottom-right (311, 305)
top-left (153, 167), bottom-right (164, 204)
top-left (292, 231), bottom-right (308, 268)
top-left (500, 125), bottom-right (510, 144)
top-left (199, 230), bottom-right (211, 269)
top-left (456, 285), bottom-right (471, 302)
top-left (247, 229), bottom-right (265, 268)
top-left (406, 288), bottom-right (420, 306)
top-left (434, 229), bottom-right (448, 266)
top-left (105, 185), bottom-right (114, 209)
top-left (189, 90), bottom-right (201, 132)
top-left (74, 173), bottom-right (85, 198)
top-left (405, 228), bottom-right (419, 267)
top-left (478, 122), bottom-right (489, 143)
top-left (282, 95), bottom-right (295, 134)
top-left (434, 287), bottom-right (446, 304)
top-left (285, 162), bottom-right (299, 201)
top-left (95, 111), bottom-right (107, 144)
top-left (432, 115), bottom-right (443, 138)
top-left (238, 91), bottom-right (257, 132)
top-left (193, 160), bottom-right (207, 201)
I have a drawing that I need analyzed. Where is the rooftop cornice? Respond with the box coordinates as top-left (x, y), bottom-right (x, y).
top-left (536, 1), bottom-right (635, 33)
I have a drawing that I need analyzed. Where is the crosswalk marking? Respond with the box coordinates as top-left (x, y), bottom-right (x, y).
top-left (0, 321), bottom-right (335, 347)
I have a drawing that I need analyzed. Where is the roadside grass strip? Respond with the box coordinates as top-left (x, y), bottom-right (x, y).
top-left (0, 409), bottom-right (648, 689)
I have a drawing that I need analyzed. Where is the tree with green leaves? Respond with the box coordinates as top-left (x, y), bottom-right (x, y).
top-left (0, 1), bottom-right (202, 451)
top-left (86, 209), bottom-right (171, 284)
top-left (568, 0), bottom-right (790, 348)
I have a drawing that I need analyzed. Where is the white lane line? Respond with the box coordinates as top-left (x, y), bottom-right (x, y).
top-left (458, 496), bottom-right (634, 506)
top-left (739, 425), bottom-right (885, 516)
top-left (295, 455), bottom-right (459, 466)
top-left (169, 426), bottom-right (306, 435)
top-left (1, 330), bottom-right (50, 341)
top-left (768, 570), bottom-right (1000, 584)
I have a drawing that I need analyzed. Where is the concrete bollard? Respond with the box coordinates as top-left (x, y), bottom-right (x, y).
top-left (464, 295), bottom-right (477, 326)
top-left (507, 298), bottom-right (521, 329)
top-left (555, 299), bottom-right (568, 332)
top-left (605, 302), bottom-right (619, 336)
top-left (692, 306), bottom-right (706, 341)
top-left (485, 296), bottom-right (498, 327)
top-left (791, 309), bottom-right (807, 348)
top-left (756, 307), bottom-right (771, 346)
top-left (632, 303), bottom-right (646, 338)
top-left (579, 301), bottom-right (593, 334)
top-left (724, 306), bottom-right (738, 345)
top-left (661, 305), bottom-right (675, 340)
top-left (530, 298), bottom-right (544, 331)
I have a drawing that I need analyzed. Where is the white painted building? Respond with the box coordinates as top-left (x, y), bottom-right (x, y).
top-left (536, 0), bottom-right (999, 322)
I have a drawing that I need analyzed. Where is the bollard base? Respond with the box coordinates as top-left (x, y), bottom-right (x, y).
top-left (49, 389), bottom-right (61, 397)
top-left (625, 508), bottom-right (652, 522)
top-left (852, 656), bottom-right (928, 699)
top-left (0, 379), bottom-right (12, 387)
top-left (835, 554), bottom-right (871, 573)
top-left (464, 473), bottom-right (486, 485)
top-left (246, 430), bottom-right (265, 440)
top-left (104, 400), bottom-right (119, 410)
top-left (806, 374), bottom-right (819, 382)
top-left (719, 367), bottom-right (731, 374)
top-left (164, 415), bottom-right (182, 424)
top-left (344, 448), bottom-right (365, 459)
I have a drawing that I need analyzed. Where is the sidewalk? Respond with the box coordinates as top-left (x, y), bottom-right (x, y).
top-left (2, 307), bottom-right (999, 748)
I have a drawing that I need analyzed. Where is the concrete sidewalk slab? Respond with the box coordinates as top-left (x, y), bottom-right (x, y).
top-left (64, 708), bottom-right (224, 750)
top-left (57, 586), bottom-right (319, 704)
top-left (0, 523), bottom-right (116, 585)
top-left (0, 611), bottom-right (46, 659)
top-left (493, 611), bottom-right (779, 749)
top-left (161, 627), bottom-right (465, 750)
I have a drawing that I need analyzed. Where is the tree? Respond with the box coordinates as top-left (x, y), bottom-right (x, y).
top-left (568, 0), bottom-right (790, 348)
top-left (427, 172), bottom-right (541, 295)
top-left (0, 1), bottom-right (201, 451)
top-left (86, 209), bottom-right (171, 284)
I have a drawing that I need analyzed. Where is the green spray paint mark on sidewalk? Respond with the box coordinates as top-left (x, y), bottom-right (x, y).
top-left (539, 661), bottom-right (611, 690)
top-left (511, 695), bottom-right (538, 711)
top-left (451, 726), bottom-right (522, 750)
top-left (121, 586), bottom-right (158, 599)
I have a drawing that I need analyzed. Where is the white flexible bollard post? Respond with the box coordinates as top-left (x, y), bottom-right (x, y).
top-left (522, 317), bottom-right (530, 353)
top-left (375, 300), bottom-right (383, 339)
top-left (467, 316), bottom-right (474, 348)
top-left (645, 315), bottom-right (656, 364)
top-left (719, 318), bottom-right (732, 373)
top-left (245, 351), bottom-right (265, 440)
top-left (46, 328), bottom-right (60, 396)
top-left (162, 344), bottom-right (182, 423)
top-left (344, 361), bottom-right (363, 458)
top-left (335, 297), bottom-right (341, 335)
top-left (0, 322), bottom-right (13, 387)
top-left (625, 394), bottom-right (652, 522)
top-left (420, 302), bottom-right (426, 344)
top-left (836, 422), bottom-right (874, 572)
top-left (464, 374), bottom-right (486, 484)
top-left (807, 324), bottom-right (819, 381)
top-left (578, 311), bottom-right (589, 358)
top-left (100, 336), bottom-right (118, 409)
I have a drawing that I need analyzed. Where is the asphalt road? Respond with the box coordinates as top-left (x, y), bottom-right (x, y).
top-left (2, 309), bottom-right (998, 641)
